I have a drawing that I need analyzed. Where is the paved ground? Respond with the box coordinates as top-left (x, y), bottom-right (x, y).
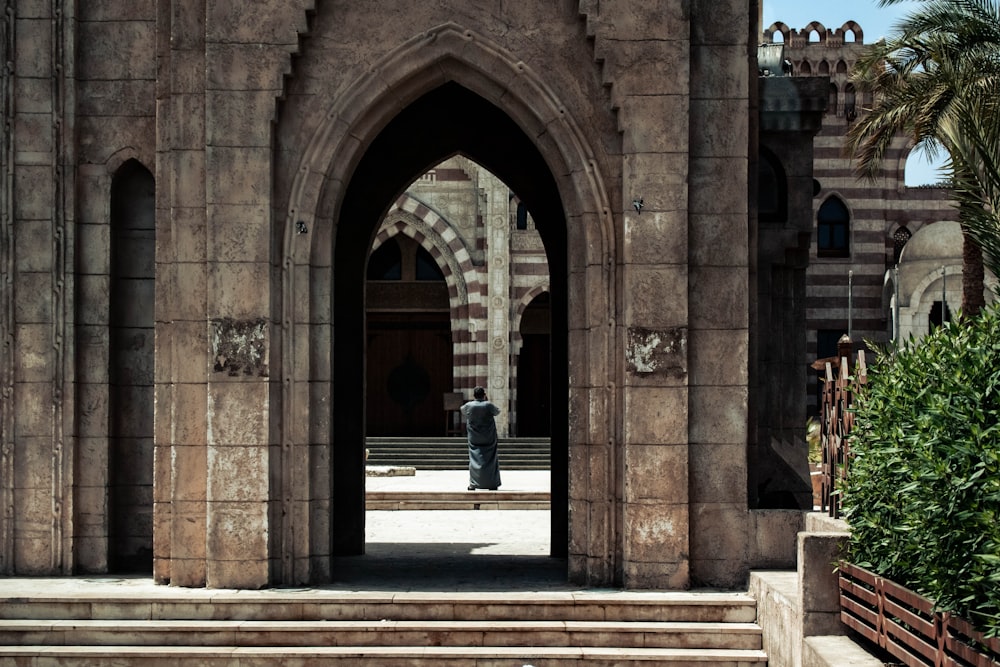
top-left (339, 468), bottom-right (564, 591)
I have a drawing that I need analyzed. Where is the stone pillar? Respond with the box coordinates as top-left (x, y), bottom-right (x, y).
top-left (156, 0), bottom-right (210, 587)
top-left (1, 0), bottom-right (76, 575)
top-left (615, 2), bottom-right (693, 588)
top-left (687, 1), bottom-right (752, 586)
top-left (482, 171), bottom-right (511, 435)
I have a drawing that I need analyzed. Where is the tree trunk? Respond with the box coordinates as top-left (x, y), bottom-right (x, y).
top-left (962, 226), bottom-right (985, 319)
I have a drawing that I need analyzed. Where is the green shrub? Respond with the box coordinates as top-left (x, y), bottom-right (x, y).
top-left (842, 302), bottom-right (1000, 635)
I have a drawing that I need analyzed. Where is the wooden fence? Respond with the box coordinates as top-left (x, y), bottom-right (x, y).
top-left (840, 562), bottom-right (1000, 667)
top-left (818, 349), bottom-right (867, 518)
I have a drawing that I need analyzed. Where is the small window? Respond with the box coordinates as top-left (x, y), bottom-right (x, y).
top-left (758, 148), bottom-right (787, 223)
top-left (817, 196), bottom-right (850, 257)
top-left (415, 246), bottom-right (445, 281)
top-left (892, 227), bottom-right (912, 265)
top-left (516, 202), bottom-right (528, 230)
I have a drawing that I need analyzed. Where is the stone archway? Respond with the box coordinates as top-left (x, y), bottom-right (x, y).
top-left (279, 25), bottom-right (617, 585)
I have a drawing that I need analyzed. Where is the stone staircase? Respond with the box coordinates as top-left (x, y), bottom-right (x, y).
top-left (366, 436), bottom-right (550, 469)
top-left (0, 583), bottom-right (767, 665)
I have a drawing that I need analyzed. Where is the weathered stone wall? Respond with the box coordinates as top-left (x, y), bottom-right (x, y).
top-left (1, 0), bottom-right (755, 590)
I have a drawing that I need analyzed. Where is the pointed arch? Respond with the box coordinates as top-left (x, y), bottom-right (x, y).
top-left (276, 22), bottom-right (617, 584)
top-left (817, 194), bottom-right (851, 257)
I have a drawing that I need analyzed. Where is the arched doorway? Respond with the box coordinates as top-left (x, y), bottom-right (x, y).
top-left (331, 82), bottom-right (569, 562)
top-left (365, 235), bottom-right (452, 436)
top-left (516, 292), bottom-right (551, 437)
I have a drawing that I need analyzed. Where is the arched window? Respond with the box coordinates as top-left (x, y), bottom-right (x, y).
top-left (828, 82), bottom-right (838, 116)
top-left (836, 59), bottom-right (848, 74)
top-left (817, 196), bottom-right (850, 257)
top-left (109, 158), bottom-right (155, 573)
top-left (758, 148), bottom-right (787, 223)
top-left (893, 226), bottom-right (912, 265)
top-left (844, 83), bottom-right (857, 121)
top-left (799, 60), bottom-right (812, 75)
top-left (818, 60), bottom-right (830, 75)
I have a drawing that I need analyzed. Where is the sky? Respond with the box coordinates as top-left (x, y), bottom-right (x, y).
top-left (762, 0), bottom-right (949, 185)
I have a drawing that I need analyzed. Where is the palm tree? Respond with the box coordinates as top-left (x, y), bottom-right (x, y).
top-left (846, 0), bottom-right (1000, 318)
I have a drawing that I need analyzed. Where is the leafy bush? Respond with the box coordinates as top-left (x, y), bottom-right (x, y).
top-left (842, 302), bottom-right (1000, 635)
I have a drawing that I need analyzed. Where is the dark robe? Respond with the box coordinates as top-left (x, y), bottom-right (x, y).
top-left (460, 399), bottom-right (502, 489)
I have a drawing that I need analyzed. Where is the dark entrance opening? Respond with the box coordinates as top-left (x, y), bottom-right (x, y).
top-left (331, 82), bottom-right (569, 567)
top-left (517, 292), bottom-right (551, 437)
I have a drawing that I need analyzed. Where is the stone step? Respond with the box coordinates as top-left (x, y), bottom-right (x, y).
top-left (365, 437), bottom-right (550, 469)
top-left (0, 645), bottom-right (768, 665)
top-left (0, 619), bottom-right (763, 650)
top-left (366, 490), bottom-right (550, 510)
top-left (0, 590), bottom-right (759, 624)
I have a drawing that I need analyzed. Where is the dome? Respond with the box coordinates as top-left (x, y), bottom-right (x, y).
top-left (898, 221), bottom-right (962, 264)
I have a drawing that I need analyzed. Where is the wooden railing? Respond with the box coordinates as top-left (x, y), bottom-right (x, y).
top-left (818, 348), bottom-right (867, 518)
top-left (840, 562), bottom-right (1000, 667)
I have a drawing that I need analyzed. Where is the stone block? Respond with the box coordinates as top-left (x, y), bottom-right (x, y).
top-left (690, 502), bottom-right (748, 567)
top-left (591, 0), bottom-right (687, 39)
top-left (689, 265), bottom-right (749, 329)
top-left (206, 502), bottom-right (269, 577)
top-left (13, 323), bottom-right (53, 384)
top-left (207, 380), bottom-right (268, 446)
top-left (168, 382), bottom-right (206, 447)
top-left (75, 273), bottom-right (110, 327)
top-left (689, 213), bottom-right (749, 267)
top-left (624, 559), bottom-right (690, 589)
top-left (624, 326), bottom-right (687, 383)
top-left (689, 443), bottom-right (746, 504)
top-left (13, 272), bottom-right (52, 323)
top-left (688, 328), bottom-right (748, 386)
top-left (14, 19), bottom-right (52, 78)
top-left (79, 385), bottom-right (110, 439)
top-left (76, 222), bottom-right (111, 275)
top-left (13, 386), bottom-right (52, 440)
top-left (623, 386), bottom-right (688, 445)
top-left (688, 385), bottom-right (747, 445)
top-left (172, 444), bottom-right (207, 502)
top-left (623, 152), bottom-right (690, 214)
top-left (168, 93), bottom-right (206, 151)
top-left (78, 21), bottom-right (156, 80)
top-left (623, 502), bottom-right (689, 562)
top-left (748, 509), bottom-right (804, 568)
top-left (170, 500), bottom-right (207, 561)
top-left (611, 40), bottom-right (690, 97)
top-left (802, 636), bottom-right (883, 667)
top-left (13, 112), bottom-right (53, 155)
top-left (622, 264), bottom-right (688, 330)
top-left (77, 79), bottom-right (156, 117)
top-left (80, 0), bottom-right (155, 22)
top-left (15, 220), bottom-right (55, 272)
top-left (205, 42), bottom-right (286, 92)
top-left (207, 90), bottom-right (276, 148)
top-left (206, 146), bottom-right (271, 208)
top-left (167, 319), bottom-right (211, 384)
top-left (689, 156), bottom-right (747, 216)
top-left (799, 531), bottom-right (850, 618)
top-left (170, 261), bottom-right (207, 321)
top-left (207, 3), bottom-right (299, 47)
top-left (170, 150), bottom-right (207, 209)
top-left (620, 95), bottom-right (690, 155)
top-left (207, 262), bottom-right (270, 319)
top-left (207, 204), bottom-right (270, 263)
top-left (689, 99), bottom-right (750, 159)
top-left (624, 210), bottom-right (689, 265)
top-left (690, 1), bottom-right (749, 47)
top-left (169, 206), bottom-right (208, 264)
top-left (690, 44), bottom-right (750, 101)
top-left (207, 445), bottom-right (268, 502)
top-left (624, 443), bottom-right (687, 503)
top-left (14, 77), bottom-right (52, 114)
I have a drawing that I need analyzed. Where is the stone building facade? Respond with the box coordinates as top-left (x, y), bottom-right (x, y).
top-left (760, 21), bottom-right (990, 414)
top-left (0, 1), bottom-right (818, 591)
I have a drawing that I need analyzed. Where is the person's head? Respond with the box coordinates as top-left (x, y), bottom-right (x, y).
top-left (473, 386), bottom-right (487, 400)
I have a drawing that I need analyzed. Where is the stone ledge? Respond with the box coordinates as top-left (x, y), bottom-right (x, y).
top-left (803, 636), bottom-right (884, 667)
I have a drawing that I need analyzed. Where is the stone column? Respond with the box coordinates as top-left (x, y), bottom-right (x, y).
top-left (482, 171), bottom-right (511, 435)
top-left (614, 3), bottom-right (693, 588)
top-left (687, 1), bottom-right (751, 587)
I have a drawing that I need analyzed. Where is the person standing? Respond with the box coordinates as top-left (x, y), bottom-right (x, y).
top-left (460, 386), bottom-right (501, 491)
